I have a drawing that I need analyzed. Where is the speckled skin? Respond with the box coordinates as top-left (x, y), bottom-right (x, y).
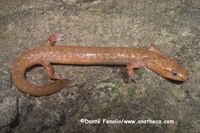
top-left (12, 33), bottom-right (188, 96)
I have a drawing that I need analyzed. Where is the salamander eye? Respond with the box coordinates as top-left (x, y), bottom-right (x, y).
top-left (171, 70), bottom-right (178, 76)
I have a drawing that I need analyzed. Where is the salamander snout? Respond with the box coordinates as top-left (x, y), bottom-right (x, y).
top-left (167, 66), bottom-right (189, 81)
top-left (161, 58), bottom-right (189, 81)
top-left (147, 58), bottom-right (189, 81)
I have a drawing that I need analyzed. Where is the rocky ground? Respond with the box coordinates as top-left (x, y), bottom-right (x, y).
top-left (0, 0), bottom-right (200, 132)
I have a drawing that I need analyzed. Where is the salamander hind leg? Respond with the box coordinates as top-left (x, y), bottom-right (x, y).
top-left (42, 61), bottom-right (62, 80)
top-left (38, 61), bottom-right (72, 96)
top-left (43, 32), bottom-right (65, 46)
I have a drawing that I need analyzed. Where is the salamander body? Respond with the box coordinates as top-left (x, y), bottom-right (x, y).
top-left (12, 33), bottom-right (189, 96)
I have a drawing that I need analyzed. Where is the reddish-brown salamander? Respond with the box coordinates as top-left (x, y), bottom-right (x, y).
top-left (12, 33), bottom-right (189, 96)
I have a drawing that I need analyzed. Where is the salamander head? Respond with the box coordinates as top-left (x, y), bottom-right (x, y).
top-left (147, 56), bottom-right (189, 81)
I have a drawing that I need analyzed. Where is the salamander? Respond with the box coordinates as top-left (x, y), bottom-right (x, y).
top-left (12, 33), bottom-right (189, 96)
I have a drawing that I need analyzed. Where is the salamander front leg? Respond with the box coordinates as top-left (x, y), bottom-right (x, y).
top-left (126, 58), bottom-right (148, 81)
top-left (127, 63), bottom-right (138, 81)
